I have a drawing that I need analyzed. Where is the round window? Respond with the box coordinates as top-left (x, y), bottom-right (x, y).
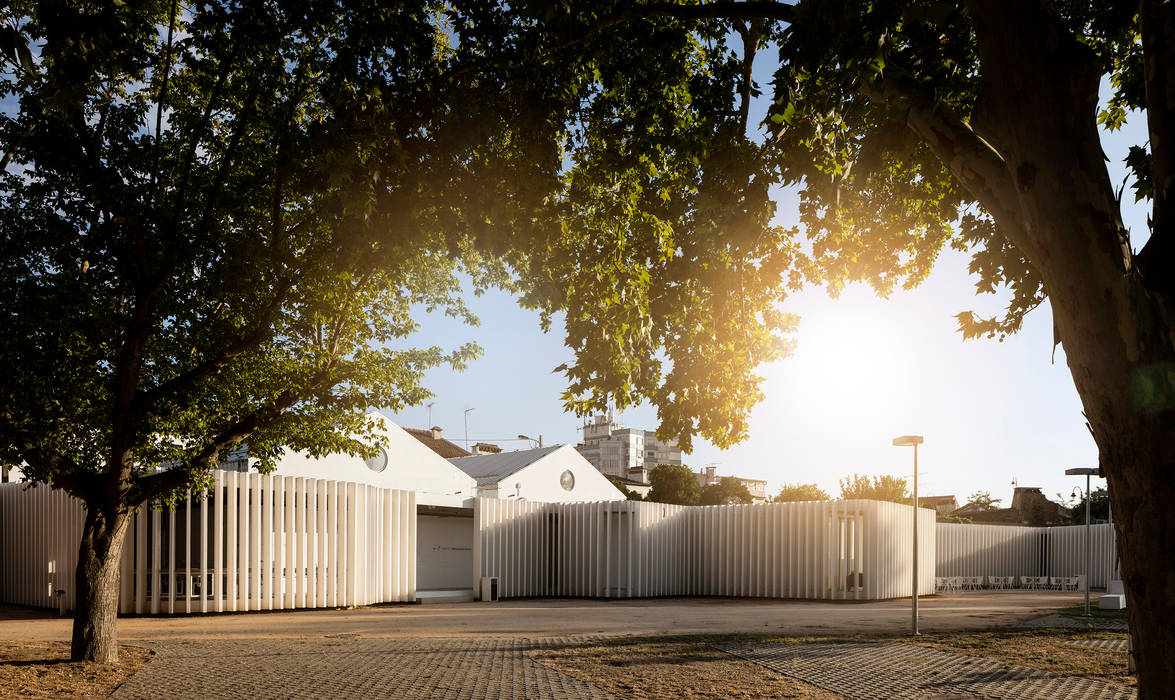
top-left (559, 469), bottom-right (575, 491)
top-left (365, 447), bottom-right (388, 473)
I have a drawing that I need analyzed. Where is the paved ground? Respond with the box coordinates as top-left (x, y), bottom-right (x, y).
top-left (0, 592), bottom-right (1102, 698)
top-left (0, 591), bottom-right (1085, 643)
top-left (112, 637), bottom-right (615, 700)
top-left (720, 641), bottom-right (1136, 700)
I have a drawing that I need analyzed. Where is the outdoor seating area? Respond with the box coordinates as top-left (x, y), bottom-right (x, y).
top-left (934, 574), bottom-right (1083, 592)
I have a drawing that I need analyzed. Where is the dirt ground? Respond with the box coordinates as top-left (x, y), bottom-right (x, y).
top-left (0, 641), bottom-right (150, 698)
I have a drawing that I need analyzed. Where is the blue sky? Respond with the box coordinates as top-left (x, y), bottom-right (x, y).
top-left (389, 74), bottom-right (1148, 507)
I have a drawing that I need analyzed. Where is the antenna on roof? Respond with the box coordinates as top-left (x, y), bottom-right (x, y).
top-left (463, 407), bottom-right (475, 450)
top-left (426, 401), bottom-right (435, 426)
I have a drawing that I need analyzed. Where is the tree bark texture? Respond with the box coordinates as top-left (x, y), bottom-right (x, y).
top-left (71, 502), bottom-right (130, 663)
top-left (961, 1), bottom-right (1175, 693)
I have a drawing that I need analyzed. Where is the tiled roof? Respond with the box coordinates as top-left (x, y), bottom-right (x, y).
top-left (404, 428), bottom-right (471, 459)
top-left (448, 445), bottom-right (563, 486)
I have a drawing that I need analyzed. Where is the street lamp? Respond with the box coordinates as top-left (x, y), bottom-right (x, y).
top-left (893, 434), bottom-right (924, 636)
top-left (518, 434), bottom-right (543, 448)
top-left (1065, 467), bottom-right (1100, 617)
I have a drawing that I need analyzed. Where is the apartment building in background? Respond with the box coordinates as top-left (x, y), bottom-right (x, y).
top-left (575, 412), bottom-right (683, 485)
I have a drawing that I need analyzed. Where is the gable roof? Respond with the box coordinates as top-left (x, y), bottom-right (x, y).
top-left (447, 445), bottom-right (563, 485)
top-left (404, 427), bottom-right (471, 459)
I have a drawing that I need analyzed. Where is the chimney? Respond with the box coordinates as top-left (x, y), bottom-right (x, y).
top-left (431, 426), bottom-right (442, 439)
top-left (705, 465), bottom-right (717, 482)
top-left (473, 442), bottom-right (501, 455)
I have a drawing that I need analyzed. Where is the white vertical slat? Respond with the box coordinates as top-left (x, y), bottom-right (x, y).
top-left (167, 499), bottom-right (176, 614)
top-left (317, 480), bottom-right (328, 607)
top-left (213, 470), bottom-right (224, 613)
top-left (251, 472), bottom-right (263, 610)
top-left (236, 471), bottom-right (249, 611)
top-left (183, 491), bottom-right (192, 614)
top-left (150, 503), bottom-right (161, 615)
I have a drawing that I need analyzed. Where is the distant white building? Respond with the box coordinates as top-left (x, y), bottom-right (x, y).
top-left (575, 413), bottom-right (682, 484)
top-left (697, 465), bottom-right (769, 504)
top-left (448, 444), bottom-right (626, 503)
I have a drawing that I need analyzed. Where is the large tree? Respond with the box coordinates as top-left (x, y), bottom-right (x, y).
top-left (647, 464), bottom-right (703, 505)
top-left (773, 482), bottom-right (830, 502)
top-left (480, 0), bottom-right (1174, 690)
top-left (700, 476), bottom-right (754, 504)
top-left (838, 473), bottom-right (909, 503)
top-left (0, 0), bottom-right (564, 662)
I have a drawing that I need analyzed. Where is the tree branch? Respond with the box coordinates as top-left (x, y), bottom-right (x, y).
top-left (148, 0), bottom-right (179, 206)
top-left (1137, 0), bottom-right (1175, 292)
top-left (857, 69), bottom-right (1033, 258)
top-left (131, 364), bottom-right (337, 503)
top-left (736, 17), bottom-right (765, 137)
top-left (134, 277), bottom-right (295, 419)
top-left (539, 1), bottom-right (794, 59)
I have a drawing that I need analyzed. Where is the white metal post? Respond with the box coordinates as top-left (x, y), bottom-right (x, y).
top-left (1085, 472), bottom-right (1091, 617)
top-left (912, 442), bottom-right (919, 636)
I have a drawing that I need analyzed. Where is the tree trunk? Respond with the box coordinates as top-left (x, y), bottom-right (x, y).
top-left (1100, 419), bottom-right (1175, 691)
top-left (71, 502), bottom-right (130, 663)
top-left (959, 2), bottom-right (1175, 693)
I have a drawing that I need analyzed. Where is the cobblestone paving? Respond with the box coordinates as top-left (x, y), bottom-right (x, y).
top-left (1062, 638), bottom-right (1129, 652)
top-left (719, 641), bottom-right (1136, 700)
top-left (114, 637), bottom-right (615, 699)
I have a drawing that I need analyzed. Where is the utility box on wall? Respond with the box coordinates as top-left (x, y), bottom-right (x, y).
top-left (479, 576), bottom-right (499, 602)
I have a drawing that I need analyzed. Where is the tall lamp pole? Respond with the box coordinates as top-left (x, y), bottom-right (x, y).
top-left (1065, 467), bottom-right (1100, 617)
top-left (893, 434), bottom-right (924, 636)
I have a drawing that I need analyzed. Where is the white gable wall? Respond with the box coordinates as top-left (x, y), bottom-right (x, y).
top-left (270, 414), bottom-right (476, 507)
top-left (499, 445), bottom-right (625, 503)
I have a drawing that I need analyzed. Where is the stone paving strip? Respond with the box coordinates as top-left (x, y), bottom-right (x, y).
top-left (114, 637), bottom-right (615, 700)
top-left (718, 641), bottom-right (1136, 700)
top-left (1014, 614), bottom-right (1129, 632)
top-left (1062, 638), bottom-right (1129, 652)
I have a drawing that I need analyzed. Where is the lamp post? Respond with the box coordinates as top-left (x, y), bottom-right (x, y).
top-left (1065, 467), bottom-right (1100, 617)
top-left (518, 434), bottom-right (543, 448)
top-left (893, 434), bottom-right (924, 636)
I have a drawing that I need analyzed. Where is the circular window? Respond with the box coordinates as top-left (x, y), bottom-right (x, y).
top-left (559, 469), bottom-right (575, 491)
top-left (365, 447), bottom-right (388, 473)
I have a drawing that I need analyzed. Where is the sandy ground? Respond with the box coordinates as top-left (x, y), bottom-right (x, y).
top-left (0, 591), bottom-right (1082, 642)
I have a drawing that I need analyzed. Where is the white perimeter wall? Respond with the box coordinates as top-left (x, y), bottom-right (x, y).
top-left (936, 522), bottom-right (1118, 588)
top-left (0, 483), bottom-right (85, 610)
top-left (417, 514), bottom-right (474, 590)
top-left (473, 498), bottom-right (936, 601)
top-left (0, 472), bottom-right (416, 613)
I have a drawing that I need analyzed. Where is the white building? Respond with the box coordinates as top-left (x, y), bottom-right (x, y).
top-left (262, 413), bottom-right (476, 508)
top-left (575, 413), bottom-right (682, 483)
top-left (448, 444), bottom-right (626, 503)
top-left (696, 465), bottom-right (769, 504)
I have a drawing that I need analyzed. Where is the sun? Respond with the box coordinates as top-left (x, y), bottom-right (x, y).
top-left (784, 298), bottom-right (917, 424)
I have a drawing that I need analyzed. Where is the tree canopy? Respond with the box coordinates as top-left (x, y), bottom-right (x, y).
top-left (966, 491), bottom-right (1002, 511)
top-left (647, 464), bottom-right (701, 505)
top-left (700, 476), bottom-right (754, 504)
top-left (773, 482), bottom-right (830, 502)
top-left (839, 473), bottom-right (909, 503)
